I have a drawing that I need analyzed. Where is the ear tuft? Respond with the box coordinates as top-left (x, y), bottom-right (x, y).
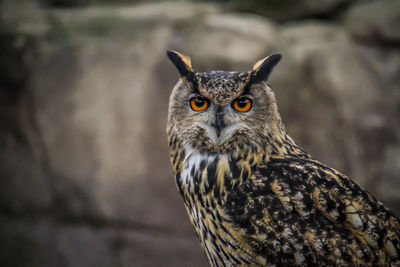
top-left (166, 50), bottom-right (194, 77)
top-left (251, 53), bottom-right (282, 83)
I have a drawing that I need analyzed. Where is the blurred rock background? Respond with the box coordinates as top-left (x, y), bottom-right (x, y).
top-left (0, 0), bottom-right (399, 266)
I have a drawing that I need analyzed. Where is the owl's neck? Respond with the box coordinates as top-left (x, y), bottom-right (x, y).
top-left (173, 138), bottom-right (307, 201)
top-left (168, 122), bottom-right (309, 177)
top-left (261, 119), bottom-right (309, 159)
top-left (169, 126), bottom-right (310, 205)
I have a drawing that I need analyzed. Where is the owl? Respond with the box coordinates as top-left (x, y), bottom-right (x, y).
top-left (166, 50), bottom-right (400, 266)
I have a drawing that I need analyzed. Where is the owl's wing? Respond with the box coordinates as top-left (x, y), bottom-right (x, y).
top-left (225, 156), bottom-right (400, 266)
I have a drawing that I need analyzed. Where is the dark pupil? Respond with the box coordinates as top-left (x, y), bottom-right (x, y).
top-left (237, 98), bottom-right (248, 108)
top-left (195, 97), bottom-right (204, 106)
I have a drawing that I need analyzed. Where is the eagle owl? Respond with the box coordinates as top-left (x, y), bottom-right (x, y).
top-left (166, 50), bottom-right (400, 266)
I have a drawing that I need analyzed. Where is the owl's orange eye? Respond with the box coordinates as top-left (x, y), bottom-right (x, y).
top-left (232, 97), bottom-right (252, 112)
top-left (190, 96), bottom-right (209, 111)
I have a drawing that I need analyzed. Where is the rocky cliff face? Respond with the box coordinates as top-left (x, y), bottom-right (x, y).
top-left (0, 0), bottom-right (399, 266)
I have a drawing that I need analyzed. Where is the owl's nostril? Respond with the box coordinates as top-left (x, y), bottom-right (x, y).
top-left (215, 112), bottom-right (224, 137)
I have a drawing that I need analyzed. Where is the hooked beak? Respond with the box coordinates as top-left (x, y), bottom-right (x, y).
top-left (215, 111), bottom-right (224, 137)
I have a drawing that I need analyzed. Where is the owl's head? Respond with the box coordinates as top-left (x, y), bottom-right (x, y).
top-left (166, 50), bottom-right (284, 155)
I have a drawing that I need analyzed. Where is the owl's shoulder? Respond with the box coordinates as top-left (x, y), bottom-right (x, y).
top-left (224, 155), bottom-right (400, 265)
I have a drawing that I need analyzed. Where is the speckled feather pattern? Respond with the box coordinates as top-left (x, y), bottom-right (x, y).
top-left (195, 71), bottom-right (251, 105)
top-left (167, 63), bottom-right (400, 266)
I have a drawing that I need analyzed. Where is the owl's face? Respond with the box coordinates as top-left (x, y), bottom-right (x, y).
top-left (167, 51), bottom-right (282, 154)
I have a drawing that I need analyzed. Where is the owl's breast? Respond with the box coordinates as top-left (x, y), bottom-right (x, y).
top-left (178, 146), bottom-right (256, 195)
top-left (176, 146), bottom-right (263, 266)
top-left (179, 147), bottom-right (219, 192)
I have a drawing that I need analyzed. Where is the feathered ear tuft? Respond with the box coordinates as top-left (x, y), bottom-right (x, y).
top-left (166, 50), bottom-right (195, 77)
top-left (251, 53), bottom-right (282, 83)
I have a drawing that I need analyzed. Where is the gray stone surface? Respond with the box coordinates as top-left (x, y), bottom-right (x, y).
top-left (232, 0), bottom-right (352, 21)
top-left (275, 22), bottom-right (389, 186)
top-left (343, 0), bottom-right (400, 43)
top-left (0, 0), bottom-right (399, 266)
top-left (0, 217), bottom-right (206, 267)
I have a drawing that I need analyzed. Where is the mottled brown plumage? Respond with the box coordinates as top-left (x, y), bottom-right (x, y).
top-left (166, 50), bottom-right (400, 266)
